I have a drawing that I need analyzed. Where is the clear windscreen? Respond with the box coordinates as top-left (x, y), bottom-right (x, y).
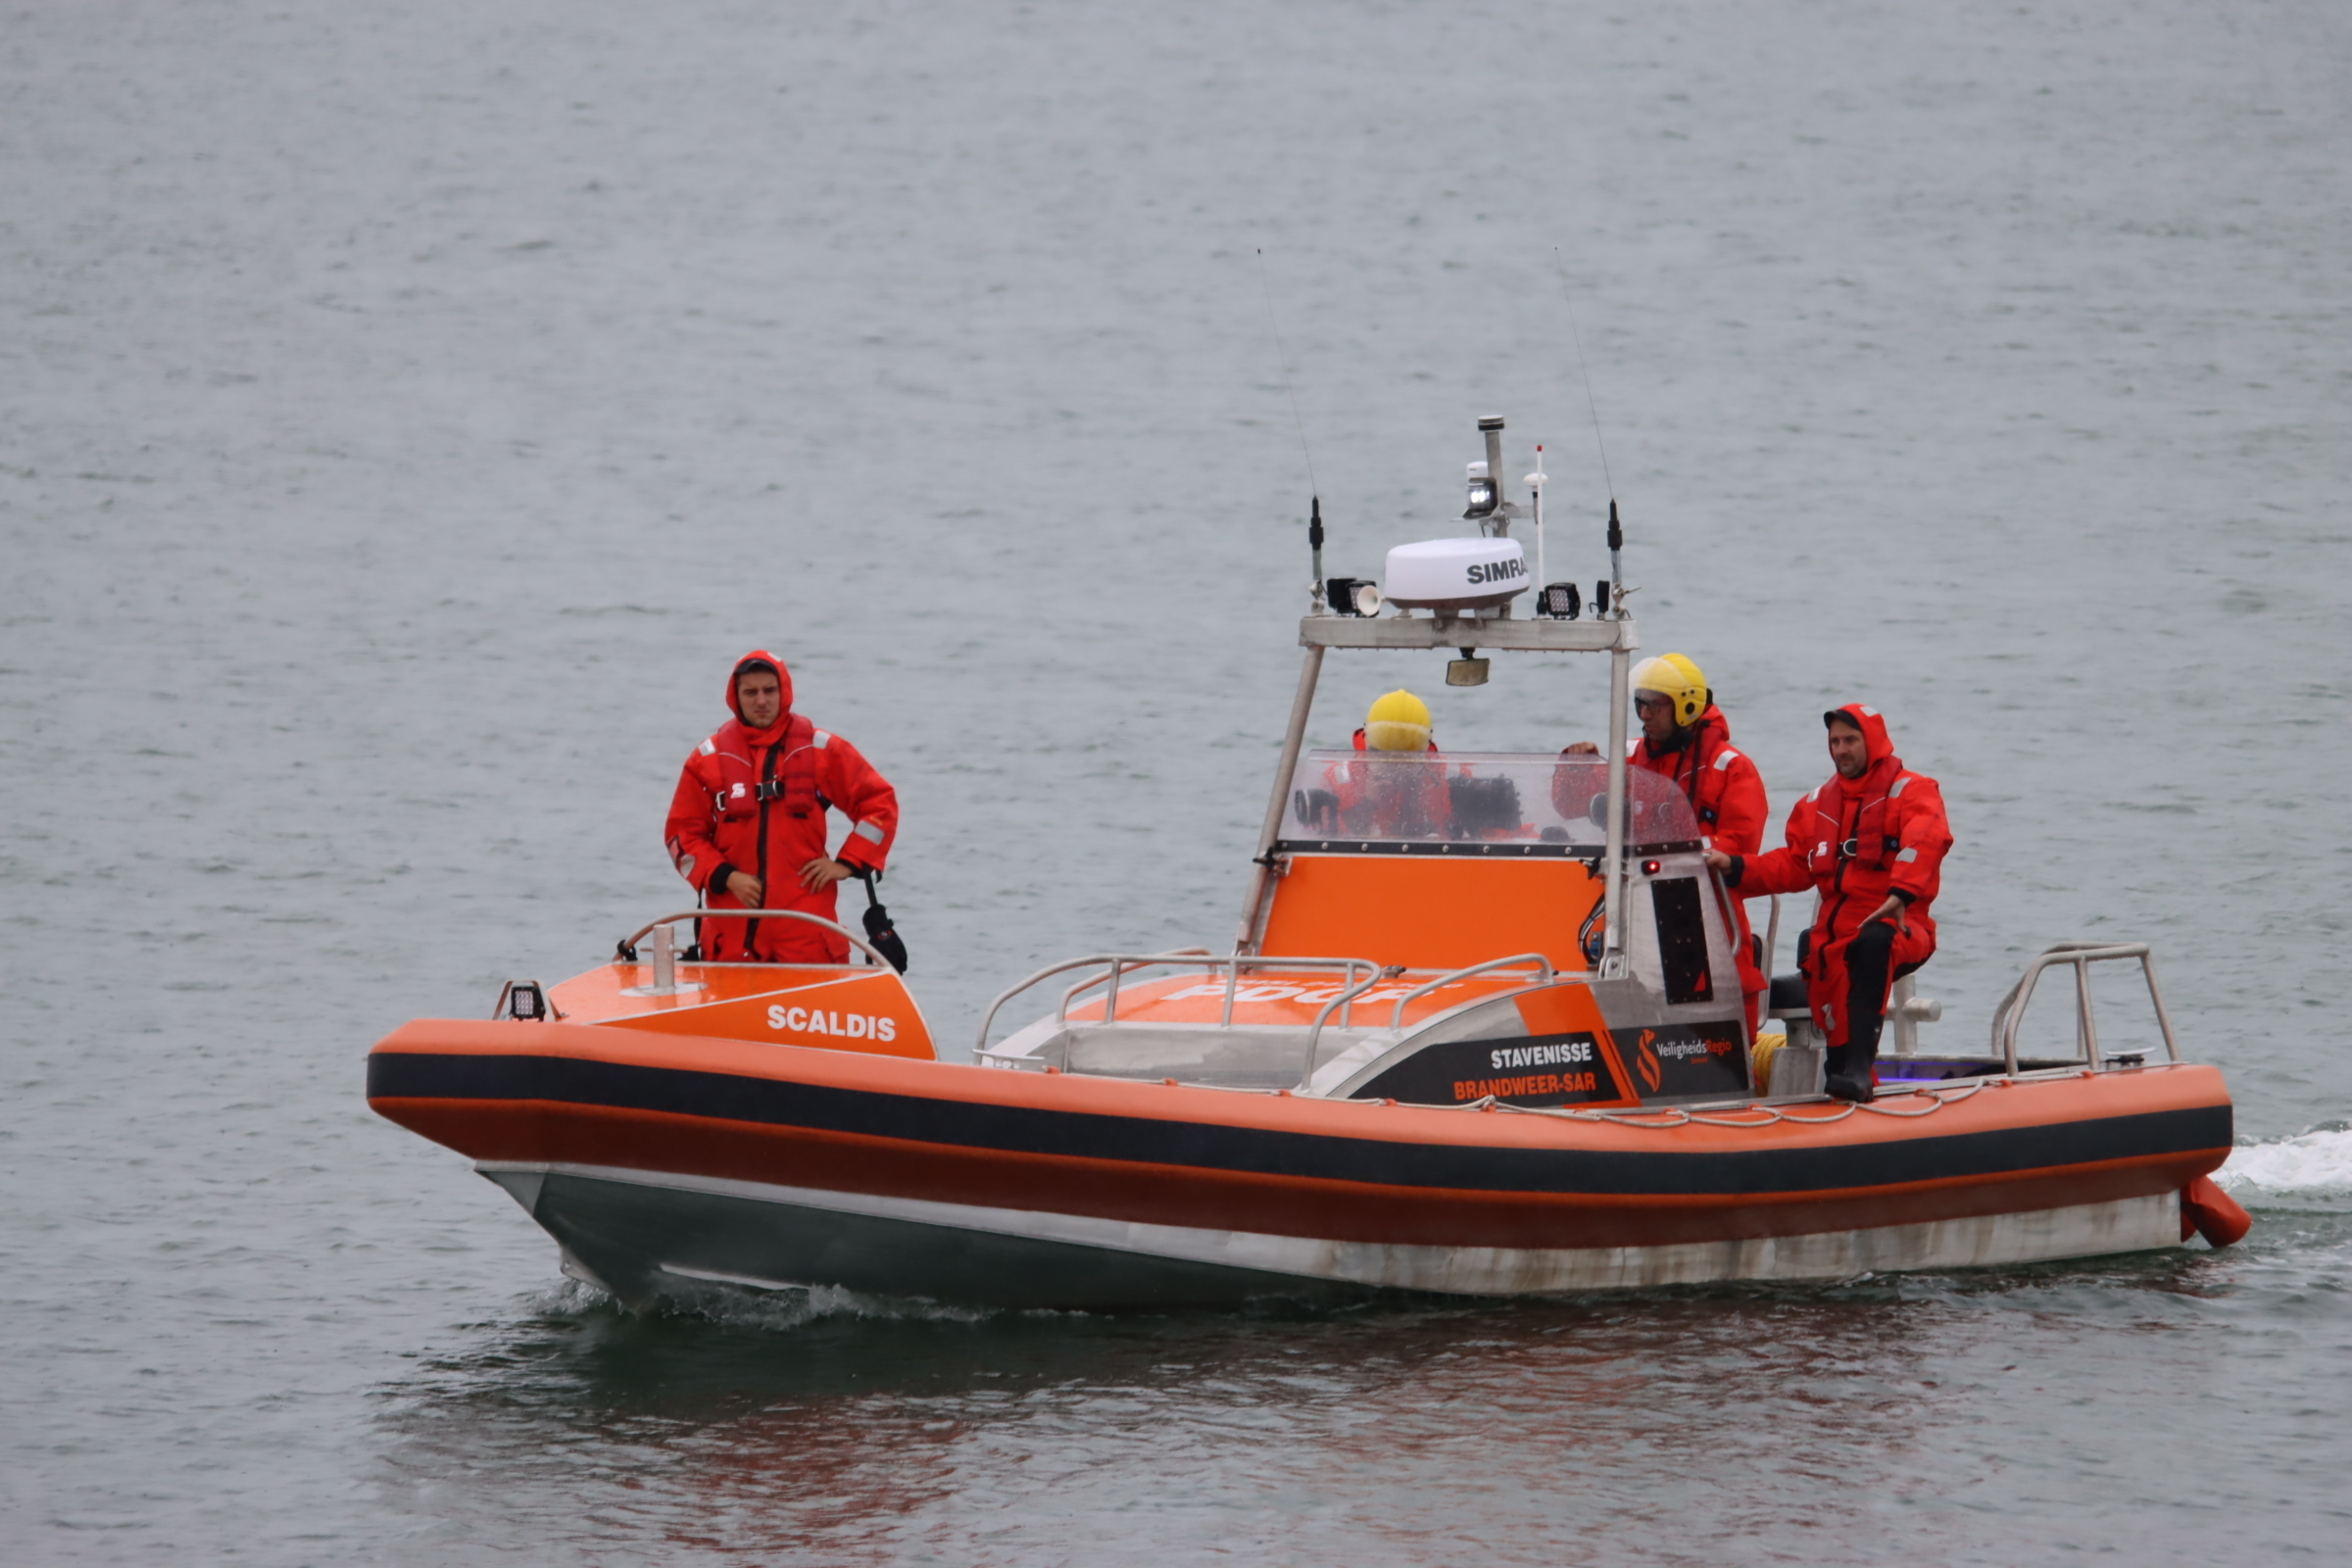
top-left (1281, 750), bottom-right (1702, 848)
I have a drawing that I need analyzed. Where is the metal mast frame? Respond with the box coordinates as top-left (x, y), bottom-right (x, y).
top-left (1235, 612), bottom-right (1642, 977)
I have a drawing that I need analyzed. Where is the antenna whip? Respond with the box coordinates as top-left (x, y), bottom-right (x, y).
top-left (1553, 250), bottom-right (1615, 500)
top-left (1554, 251), bottom-right (1625, 612)
top-left (1255, 249), bottom-right (1319, 496)
top-left (1256, 249), bottom-right (1326, 603)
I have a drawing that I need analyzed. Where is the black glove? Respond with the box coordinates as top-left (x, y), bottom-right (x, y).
top-left (856, 871), bottom-right (909, 974)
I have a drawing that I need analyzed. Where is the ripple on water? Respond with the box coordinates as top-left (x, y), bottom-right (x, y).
top-left (357, 1233), bottom-right (2352, 1565)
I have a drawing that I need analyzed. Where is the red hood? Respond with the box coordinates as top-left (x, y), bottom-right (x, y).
top-left (726, 649), bottom-right (795, 741)
top-left (1827, 702), bottom-right (1899, 793)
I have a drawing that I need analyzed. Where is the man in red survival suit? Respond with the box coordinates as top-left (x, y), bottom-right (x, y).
top-left (663, 650), bottom-right (900, 964)
top-left (1705, 704), bottom-right (1953, 1102)
top-left (1566, 654), bottom-right (1772, 1030)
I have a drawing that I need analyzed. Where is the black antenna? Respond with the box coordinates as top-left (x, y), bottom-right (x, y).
top-left (1553, 251), bottom-right (1625, 612)
top-left (1256, 248), bottom-right (1324, 604)
top-left (1308, 495), bottom-right (1324, 590)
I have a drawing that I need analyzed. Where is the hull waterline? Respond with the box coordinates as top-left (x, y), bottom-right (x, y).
top-left (484, 1160), bottom-right (2183, 1310)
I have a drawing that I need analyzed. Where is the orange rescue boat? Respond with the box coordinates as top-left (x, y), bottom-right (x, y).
top-left (368, 416), bottom-right (2247, 1308)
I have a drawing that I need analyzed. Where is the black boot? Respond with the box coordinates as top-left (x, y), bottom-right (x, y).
top-left (1827, 1021), bottom-right (1881, 1103)
top-left (1828, 921), bottom-right (1896, 1103)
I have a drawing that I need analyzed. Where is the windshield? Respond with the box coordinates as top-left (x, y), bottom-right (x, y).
top-left (1280, 750), bottom-right (1702, 849)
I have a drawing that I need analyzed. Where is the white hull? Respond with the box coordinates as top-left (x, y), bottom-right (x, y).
top-left (480, 1160), bottom-right (2186, 1308)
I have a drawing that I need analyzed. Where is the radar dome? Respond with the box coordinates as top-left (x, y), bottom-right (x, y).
top-left (1381, 537), bottom-right (1531, 612)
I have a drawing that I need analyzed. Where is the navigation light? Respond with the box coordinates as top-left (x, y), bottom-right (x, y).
top-left (1463, 461), bottom-right (1498, 519)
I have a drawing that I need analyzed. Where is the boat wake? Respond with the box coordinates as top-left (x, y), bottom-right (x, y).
top-left (2219, 1126), bottom-right (2352, 1207)
top-left (528, 1273), bottom-right (1001, 1331)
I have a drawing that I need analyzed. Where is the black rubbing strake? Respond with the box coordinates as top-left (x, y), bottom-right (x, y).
top-left (367, 1053), bottom-right (2230, 1199)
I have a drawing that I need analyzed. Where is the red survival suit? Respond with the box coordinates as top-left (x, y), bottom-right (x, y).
top-left (1312, 727), bottom-right (1449, 839)
top-left (1634, 705), bottom-right (1772, 1028)
top-left (662, 651), bottom-right (900, 964)
top-left (1729, 704), bottom-right (1953, 1052)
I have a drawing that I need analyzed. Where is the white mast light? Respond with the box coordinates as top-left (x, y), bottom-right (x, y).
top-left (1463, 460), bottom-right (1498, 518)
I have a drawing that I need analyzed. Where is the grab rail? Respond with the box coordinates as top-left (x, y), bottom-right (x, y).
top-left (973, 951), bottom-right (1378, 1058)
top-left (1298, 967), bottom-right (1397, 1090)
top-left (615, 909), bottom-right (897, 973)
top-left (1988, 942), bottom-right (2180, 1075)
top-left (984, 947), bottom-right (1559, 1086)
top-left (1296, 952), bottom-right (1556, 1093)
top-left (1053, 953), bottom-right (1213, 1028)
top-left (1387, 953), bottom-right (1555, 1030)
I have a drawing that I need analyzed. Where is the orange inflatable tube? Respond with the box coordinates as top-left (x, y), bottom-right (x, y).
top-left (2180, 1173), bottom-right (2252, 1247)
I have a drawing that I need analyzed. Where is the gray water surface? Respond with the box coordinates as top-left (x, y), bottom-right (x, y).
top-left (5, 2), bottom-right (2349, 1561)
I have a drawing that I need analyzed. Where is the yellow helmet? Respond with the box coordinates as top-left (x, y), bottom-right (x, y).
top-left (1631, 653), bottom-right (1709, 727)
top-left (1365, 689), bottom-right (1433, 752)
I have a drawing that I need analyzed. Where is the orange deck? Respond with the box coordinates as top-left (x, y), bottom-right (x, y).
top-left (546, 961), bottom-right (934, 1059)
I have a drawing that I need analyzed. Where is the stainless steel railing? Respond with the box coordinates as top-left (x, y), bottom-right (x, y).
top-left (1386, 953), bottom-right (1555, 1030)
top-left (1987, 942), bottom-right (2180, 1075)
top-left (1297, 967), bottom-right (1396, 1090)
top-left (973, 952), bottom-right (1381, 1060)
top-left (1297, 954), bottom-right (1559, 1092)
top-left (981, 948), bottom-right (1569, 1092)
top-left (615, 909), bottom-right (898, 974)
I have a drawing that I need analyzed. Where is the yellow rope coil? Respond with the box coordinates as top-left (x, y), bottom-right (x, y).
top-left (1749, 1029), bottom-right (1785, 1094)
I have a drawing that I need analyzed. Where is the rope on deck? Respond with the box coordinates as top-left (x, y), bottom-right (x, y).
top-left (1489, 1075), bottom-right (1991, 1129)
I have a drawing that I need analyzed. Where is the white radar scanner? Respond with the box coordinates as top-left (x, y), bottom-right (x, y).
top-left (1381, 537), bottom-right (1531, 611)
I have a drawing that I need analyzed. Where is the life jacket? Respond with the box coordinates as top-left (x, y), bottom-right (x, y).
top-left (1633, 706), bottom-right (1751, 842)
top-left (708, 712), bottom-right (824, 825)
